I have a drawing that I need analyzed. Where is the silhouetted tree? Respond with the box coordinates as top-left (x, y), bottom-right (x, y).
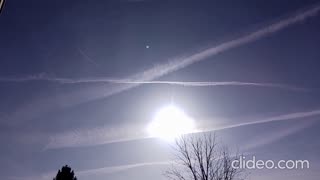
top-left (165, 133), bottom-right (246, 180)
top-left (53, 165), bottom-right (77, 180)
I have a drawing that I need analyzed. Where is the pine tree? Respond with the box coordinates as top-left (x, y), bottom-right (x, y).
top-left (53, 165), bottom-right (77, 180)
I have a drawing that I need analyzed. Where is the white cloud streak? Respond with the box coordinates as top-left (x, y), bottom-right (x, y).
top-left (241, 119), bottom-right (316, 151)
top-left (93, 80), bottom-right (307, 91)
top-left (201, 109), bottom-right (320, 132)
top-left (0, 75), bottom-right (307, 91)
top-left (1, 3), bottom-right (320, 94)
top-left (1, 4), bottom-right (319, 125)
top-left (77, 161), bottom-right (171, 176)
top-left (45, 124), bottom-right (148, 149)
top-left (91, 2), bottom-right (320, 97)
top-left (20, 109), bottom-right (320, 180)
top-left (6, 4), bottom-right (320, 180)
top-left (45, 109), bottom-right (320, 149)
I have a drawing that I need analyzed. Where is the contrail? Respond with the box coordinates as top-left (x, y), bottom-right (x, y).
top-left (6, 4), bottom-right (320, 180)
top-left (0, 75), bottom-right (56, 82)
top-left (77, 161), bottom-right (171, 176)
top-left (98, 2), bottom-right (320, 97)
top-left (97, 80), bottom-right (307, 91)
top-left (15, 108), bottom-right (320, 180)
top-left (2, 3), bottom-right (320, 126)
top-left (242, 119), bottom-right (315, 151)
top-left (201, 109), bottom-right (320, 132)
top-left (2, 3), bottom-right (320, 92)
top-left (77, 48), bottom-right (99, 67)
top-left (0, 75), bottom-right (307, 91)
top-left (45, 109), bottom-right (320, 149)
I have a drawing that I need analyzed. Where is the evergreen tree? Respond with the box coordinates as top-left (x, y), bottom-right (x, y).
top-left (53, 165), bottom-right (77, 180)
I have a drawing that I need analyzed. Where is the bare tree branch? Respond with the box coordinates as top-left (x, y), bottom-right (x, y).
top-left (165, 133), bottom-right (246, 180)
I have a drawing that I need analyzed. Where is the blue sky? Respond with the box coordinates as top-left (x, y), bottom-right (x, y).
top-left (1, 0), bottom-right (320, 179)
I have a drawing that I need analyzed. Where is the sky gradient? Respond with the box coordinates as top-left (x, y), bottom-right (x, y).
top-left (1, 0), bottom-right (320, 180)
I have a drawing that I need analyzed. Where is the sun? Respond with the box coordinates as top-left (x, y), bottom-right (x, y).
top-left (147, 105), bottom-right (195, 141)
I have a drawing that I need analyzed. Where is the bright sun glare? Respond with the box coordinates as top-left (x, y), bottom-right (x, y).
top-left (147, 105), bottom-right (195, 141)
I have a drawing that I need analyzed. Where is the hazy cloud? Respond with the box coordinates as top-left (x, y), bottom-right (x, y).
top-left (45, 109), bottom-right (320, 149)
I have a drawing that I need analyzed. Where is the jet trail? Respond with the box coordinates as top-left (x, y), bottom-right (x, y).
top-left (1, 3), bottom-right (320, 95)
top-left (2, 3), bottom-right (320, 126)
top-left (202, 109), bottom-right (320, 132)
top-left (45, 109), bottom-right (320, 149)
top-left (17, 109), bottom-right (320, 179)
top-left (106, 2), bottom-right (320, 96)
top-left (77, 161), bottom-right (171, 176)
top-left (97, 80), bottom-right (307, 91)
top-left (0, 75), bottom-right (307, 91)
top-left (99, 3), bottom-right (320, 100)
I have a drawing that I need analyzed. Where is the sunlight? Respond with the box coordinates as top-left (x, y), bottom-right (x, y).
top-left (147, 105), bottom-right (195, 141)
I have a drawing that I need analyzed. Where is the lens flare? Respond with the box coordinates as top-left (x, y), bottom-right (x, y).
top-left (147, 105), bottom-right (195, 141)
